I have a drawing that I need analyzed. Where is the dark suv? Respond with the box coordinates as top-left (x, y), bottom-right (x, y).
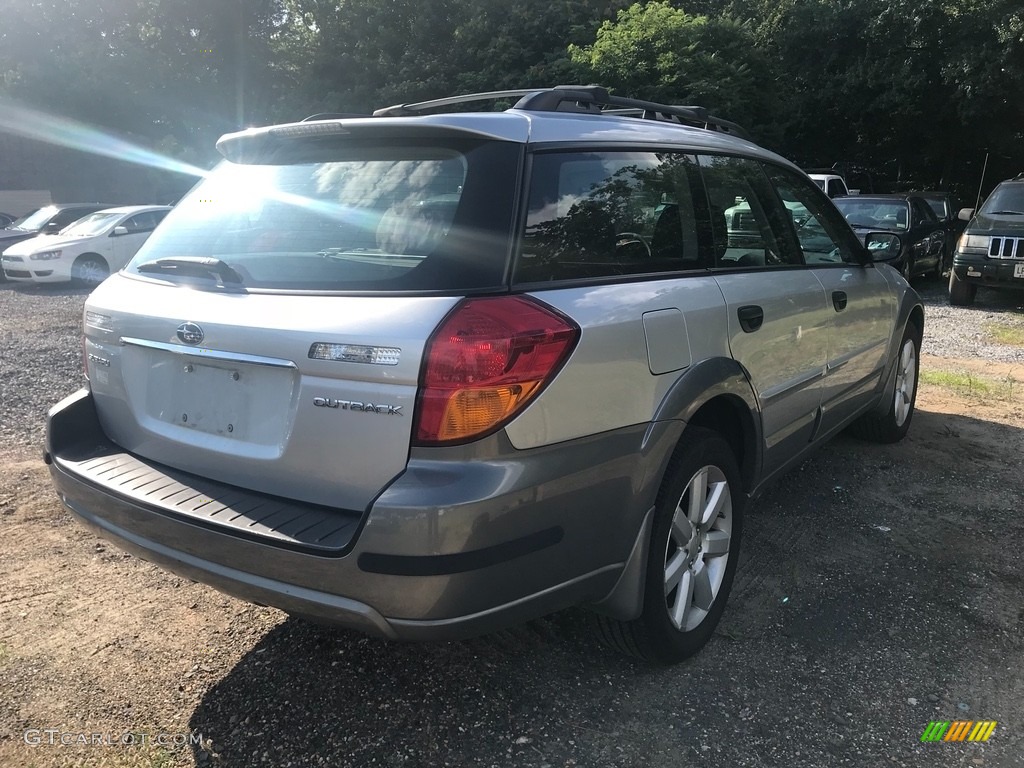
top-left (949, 175), bottom-right (1024, 305)
top-left (45, 86), bottom-right (923, 663)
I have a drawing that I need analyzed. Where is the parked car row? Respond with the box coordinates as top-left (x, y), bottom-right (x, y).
top-left (804, 168), bottom-right (1024, 306)
top-left (1, 204), bottom-right (170, 285)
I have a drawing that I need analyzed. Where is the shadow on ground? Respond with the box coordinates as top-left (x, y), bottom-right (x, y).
top-left (188, 408), bottom-right (1024, 767)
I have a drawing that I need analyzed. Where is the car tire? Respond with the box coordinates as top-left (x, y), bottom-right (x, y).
top-left (848, 323), bottom-right (920, 444)
top-left (900, 256), bottom-right (914, 282)
top-left (72, 255), bottom-right (109, 286)
top-left (948, 269), bottom-right (976, 306)
top-left (595, 427), bottom-right (744, 663)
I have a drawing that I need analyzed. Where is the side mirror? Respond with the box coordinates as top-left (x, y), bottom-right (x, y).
top-left (112, 225), bottom-right (129, 236)
top-left (958, 207), bottom-right (975, 221)
top-left (44, 221), bottom-right (61, 231)
top-left (864, 232), bottom-right (902, 261)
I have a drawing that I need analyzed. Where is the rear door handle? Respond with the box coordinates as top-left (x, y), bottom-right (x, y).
top-left (832, 290), bottom-right (848, 312)
top-left (737, 305), bottom-right (764, 333)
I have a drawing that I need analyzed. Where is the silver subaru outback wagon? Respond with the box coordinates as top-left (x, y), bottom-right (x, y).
top-left (45, 86), bottom-right (923, 663)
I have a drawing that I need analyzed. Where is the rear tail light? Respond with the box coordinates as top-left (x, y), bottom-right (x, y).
top-left (413, 296), bottom-right (579, 445)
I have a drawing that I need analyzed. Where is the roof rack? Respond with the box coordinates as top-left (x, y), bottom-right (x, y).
top-left (372, 85), bottom-right (750, 141)
top-left (301, 112), bottom-right (372, 122)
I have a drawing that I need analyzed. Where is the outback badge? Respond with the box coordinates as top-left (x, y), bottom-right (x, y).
top-left (313, 397), bottom-right (402, 415)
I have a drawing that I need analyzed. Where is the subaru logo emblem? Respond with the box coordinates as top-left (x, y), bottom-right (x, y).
top-left (176, 322), bottom-right (204, 346)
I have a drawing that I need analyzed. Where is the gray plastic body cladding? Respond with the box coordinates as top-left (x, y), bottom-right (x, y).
top-left (867, 267), bottom-right (924, 416)
top-left (47, 390), bottom-right (681, 636)
top-left (650, 356), bottom-right (762, 491)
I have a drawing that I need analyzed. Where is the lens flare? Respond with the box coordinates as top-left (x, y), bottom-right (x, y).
top-left (0, 99), bottom-right (208, 179)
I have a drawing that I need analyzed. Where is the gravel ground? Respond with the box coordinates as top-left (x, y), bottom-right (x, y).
top-left (915, 278), bottom-right (1024, 362)
top-left (0, 283), bottom-right (89, 452)
top-left (1, 274), bottom-right (1023, 768)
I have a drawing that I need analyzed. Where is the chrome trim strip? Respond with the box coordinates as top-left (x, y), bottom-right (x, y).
top-left (119, 336), bottom-right (297, 369)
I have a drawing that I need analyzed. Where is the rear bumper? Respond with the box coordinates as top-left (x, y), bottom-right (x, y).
top-left (952, 252), bottom-right (1024, 290)
top-left (47, 389), bottom-right (678, 640)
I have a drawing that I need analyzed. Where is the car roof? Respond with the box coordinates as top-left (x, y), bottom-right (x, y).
top-left (835, 194), bottom-right (915, 202)
top-left (219, 111), bottom-right (797, 171)
top-left (47, 203), bottom-right (119, 210)
top-left (217, 86), bottom-right (798, 172)
top-left (88, 205), bottom-right (173, 216)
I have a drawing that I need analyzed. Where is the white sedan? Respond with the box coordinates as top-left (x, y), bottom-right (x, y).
top-left (1, 205), bottom-right (171, 285)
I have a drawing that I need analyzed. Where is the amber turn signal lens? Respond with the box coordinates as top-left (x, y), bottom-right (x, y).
top-left (414, 296), bottom-right (579, 445)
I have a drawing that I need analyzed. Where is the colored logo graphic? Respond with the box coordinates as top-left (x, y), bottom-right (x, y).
top-left (920, 721), bottom-right (997, 742)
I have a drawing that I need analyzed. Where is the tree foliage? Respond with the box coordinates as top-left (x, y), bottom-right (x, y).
top-left (0, 0), bottom-right (1021, 201)
top-left (568, 2), bottom-right (778, 143)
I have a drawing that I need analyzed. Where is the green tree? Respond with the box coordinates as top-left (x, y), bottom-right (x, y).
top-left (568, 1), bottom-right (779, 143)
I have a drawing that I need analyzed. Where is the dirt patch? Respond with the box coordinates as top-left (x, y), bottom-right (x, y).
top-left (2, 353), bottom-right (1023, 767)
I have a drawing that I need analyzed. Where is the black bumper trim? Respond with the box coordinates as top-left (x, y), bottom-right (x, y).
top-left (48, 390), bottom-right (362, 556)
top-left (358, 526), bottom-right (564, 575)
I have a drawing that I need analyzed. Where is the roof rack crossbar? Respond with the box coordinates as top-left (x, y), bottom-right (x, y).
top-left (373, 89), bottom-right (541, 117)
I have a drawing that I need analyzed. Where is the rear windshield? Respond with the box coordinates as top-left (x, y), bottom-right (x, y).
top-left (126, 139), bottom-right (519, 291)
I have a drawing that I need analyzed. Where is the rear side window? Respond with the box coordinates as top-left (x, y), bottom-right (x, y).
top-left (699, 155), bottom-right (802, 267)
top-left (126, 139), bottom-right (520, 292)
top-left (515, 151), bottom-right (704, 283)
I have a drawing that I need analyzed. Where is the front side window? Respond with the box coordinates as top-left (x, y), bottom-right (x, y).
top-left (925, 197), bottom-right (948, 219)
top-left (126, 139), bottom-right (519, 292)
top-left (762, 164), bottom-right (861, 264)
top-left (516, 151), bottom-right (704, 283)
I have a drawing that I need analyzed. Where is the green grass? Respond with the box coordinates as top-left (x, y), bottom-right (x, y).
top-left (920, 369), bottom-right (1018, 399)
top-left (985, 321), bottom-right (1024, 347)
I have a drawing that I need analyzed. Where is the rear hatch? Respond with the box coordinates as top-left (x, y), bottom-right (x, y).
top-left (82, 120), bottom-right (524, 511)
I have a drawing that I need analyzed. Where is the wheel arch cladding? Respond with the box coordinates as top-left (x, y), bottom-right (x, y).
top-left (906, 304), bottom-right (924, 339)
top-left (652, 357), bottom-right (761, 494)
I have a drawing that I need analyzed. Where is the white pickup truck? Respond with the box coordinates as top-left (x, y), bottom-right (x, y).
top-left (809, 173), bottom-right (850, 198)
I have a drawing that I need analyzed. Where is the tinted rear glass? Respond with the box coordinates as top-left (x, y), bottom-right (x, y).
top-left (126, 139), bottom-right (519, 292)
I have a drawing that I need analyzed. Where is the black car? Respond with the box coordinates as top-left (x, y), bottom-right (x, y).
top-left (913, 190), bottom-right (964, 270)
top-left (833, 194), bottom-right (946, 281)
top-left (948, 174), bottom-right (1024, 306)
top-left (0, 212), bottom-right (16, 229)
top-left (0, 204), bottom-right (116, 249)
